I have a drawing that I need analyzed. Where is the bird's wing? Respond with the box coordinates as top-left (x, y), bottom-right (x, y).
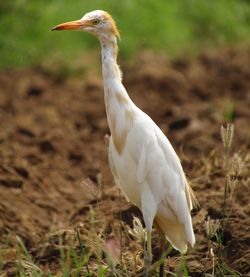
top-left (153, 125), bottom-right (191, 211)
top-left (154, 127), bottom-right (198, 211)
top-left (131, 116), bottom-right (192, 208)
top-left (132, 115), bottom-right (195, 246)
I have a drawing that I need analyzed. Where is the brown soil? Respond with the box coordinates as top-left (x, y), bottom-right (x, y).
top-left (0, 46), bottom-right (249, 276)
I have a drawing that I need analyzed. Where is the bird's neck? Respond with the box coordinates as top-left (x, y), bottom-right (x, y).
top-left (100, 37), bottom-right (135, 154)
top-left (101, 37), bottom-right (122, 85)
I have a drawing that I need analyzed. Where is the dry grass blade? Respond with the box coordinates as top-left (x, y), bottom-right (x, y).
top-left (128, 216), bottom-right (146, 245)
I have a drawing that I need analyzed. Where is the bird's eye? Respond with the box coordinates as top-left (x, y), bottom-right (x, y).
top-left (93, 19), bottom-right (100, 25)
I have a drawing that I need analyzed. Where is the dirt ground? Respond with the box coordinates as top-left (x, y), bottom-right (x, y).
top-left (0, 46), bottom-right (249, 276)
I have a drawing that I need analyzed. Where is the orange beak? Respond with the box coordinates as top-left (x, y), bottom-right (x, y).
top-left (52, 19), bottom-right (89, 31)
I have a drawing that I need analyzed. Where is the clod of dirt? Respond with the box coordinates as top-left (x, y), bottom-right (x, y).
top-left (169, 118), bottom-right (190, 130)
top-left (16, 127), bottom-right (36, 138)
top-left (25, 154), bottom-right (43, 165)
top-left (68, 150), bottom-right (83, 164)
top-left (39, 140), bottom-right (56, 153)
top-left (27, 85), bottom-right (44, 97)
top-left (13, 166), bottom-right (29, 179)
top-left (0, 179), bottom-right (23, 188)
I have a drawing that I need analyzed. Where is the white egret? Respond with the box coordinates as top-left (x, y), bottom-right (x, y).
top-left (52, 10), bottom-right (196, 271)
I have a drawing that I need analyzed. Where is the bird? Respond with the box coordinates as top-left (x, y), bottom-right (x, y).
top-left (52, 10), bottom-right (196, 271)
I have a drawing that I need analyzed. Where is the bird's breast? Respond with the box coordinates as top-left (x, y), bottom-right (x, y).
top-left (105, 94), bottom-right (135, 155)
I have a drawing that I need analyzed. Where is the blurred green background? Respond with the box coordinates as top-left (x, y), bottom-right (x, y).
top-left (0, 0), bottom-right (249, 69)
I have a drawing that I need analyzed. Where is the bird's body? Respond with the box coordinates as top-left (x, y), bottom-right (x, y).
top-left (108, 106), bottom-right (195, 253)
top-left (52, 9), bottom-right (196, 264)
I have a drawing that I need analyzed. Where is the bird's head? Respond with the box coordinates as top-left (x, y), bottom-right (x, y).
top-left (52, 10), bottom-right (119, 42)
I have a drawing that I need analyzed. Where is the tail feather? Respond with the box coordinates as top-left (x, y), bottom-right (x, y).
top-left (155, 203), bottom-right (195, 253)
top-left (156, 213), bottom-right (187, 253)
top-left (185, 180), bottom-right (199, 210)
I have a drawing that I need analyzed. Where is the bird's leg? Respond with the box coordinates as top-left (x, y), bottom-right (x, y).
top-left (141, 186), bottom-right (157, 275)
top-left (143, 230), bottom-right (152, 276)
top-left (147, 230), bottom-right (152, 263)
top-left (159, 232), bottom-right (166, 277)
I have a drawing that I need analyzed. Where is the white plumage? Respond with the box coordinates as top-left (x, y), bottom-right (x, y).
top-left (52, 9), bottom-right (196, 265)
top-left (108, 105), bottom-right (195, 253)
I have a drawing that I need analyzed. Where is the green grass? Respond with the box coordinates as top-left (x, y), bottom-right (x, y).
top-left (0, 0), bottom-right (249, 69)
